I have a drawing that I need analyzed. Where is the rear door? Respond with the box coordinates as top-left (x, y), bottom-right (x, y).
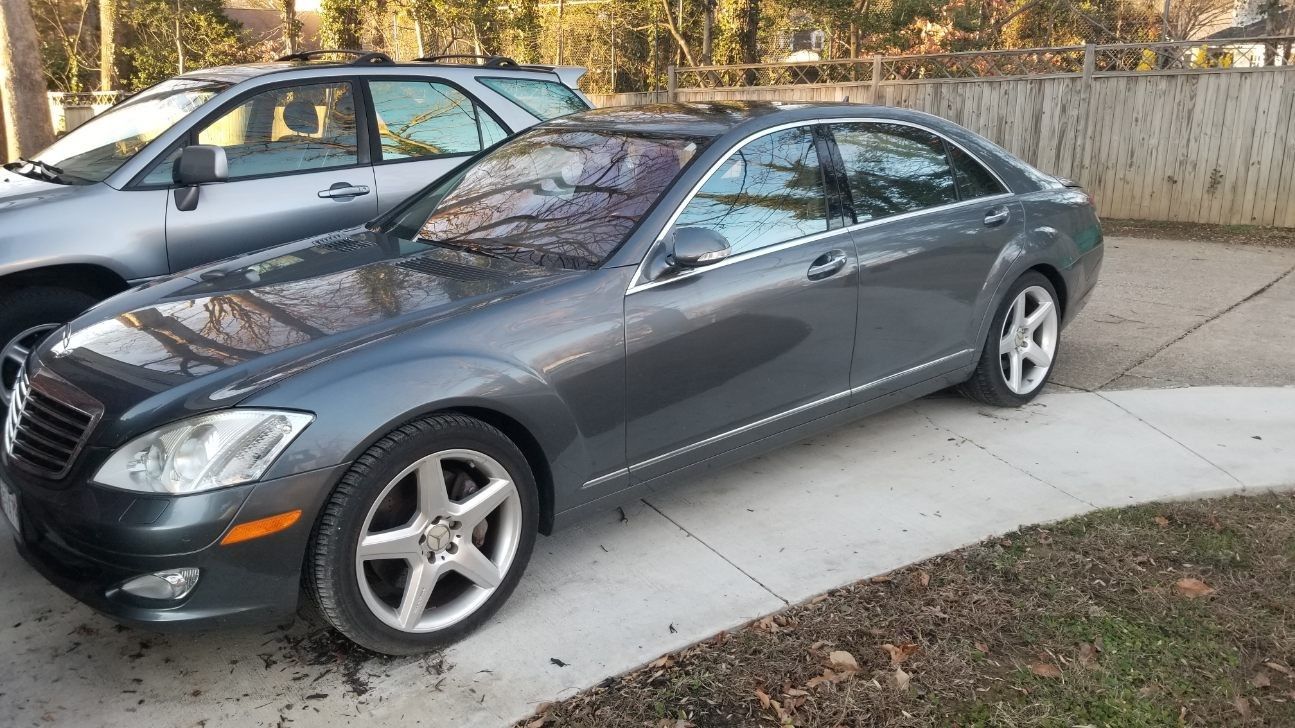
top-left (162, 79), bottom-right (378, 271)
top-left (363, 78), bottom-right (511, 212)
top-left (824, 121), bottom-right (1021, 399)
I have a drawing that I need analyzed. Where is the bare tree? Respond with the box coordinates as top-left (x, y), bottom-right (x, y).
top-left (0, 0), bottom-right (55, 160)
top-left (1164, 0), bottom-right (1234, 39)
top-left (279, 0), bottom-right (300, 55)
top-left (99, 0), bottom-right (117, 89)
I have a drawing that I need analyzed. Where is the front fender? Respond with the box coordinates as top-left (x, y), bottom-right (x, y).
top-left (250, 350), bottom-right (588, 497)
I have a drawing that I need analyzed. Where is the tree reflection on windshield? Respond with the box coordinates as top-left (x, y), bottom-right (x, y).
top-left (416, 129), bottom-right (704, 270)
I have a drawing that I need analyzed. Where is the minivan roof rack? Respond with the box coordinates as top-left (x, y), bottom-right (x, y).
top-left (412, 54), bottom-right (521, 68)
top-left (277, 49), bottom-right (393, 65)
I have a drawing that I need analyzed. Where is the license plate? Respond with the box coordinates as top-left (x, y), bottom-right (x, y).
top-left (1, 477), bottom-right (18, 535)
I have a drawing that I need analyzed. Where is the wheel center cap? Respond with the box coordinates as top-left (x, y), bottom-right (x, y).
top-left (1016, 327), bottom-right (1029, 350)
top-left (424, 522), bottom-right (452, 553)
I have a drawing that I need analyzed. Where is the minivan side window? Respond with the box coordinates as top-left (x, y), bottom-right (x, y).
top-left (831, 122), bottom-right (957, 223)
top-left (196, 82), bottom-right (359, 180)
top-left (368, 80), bottom-right (508, 161)
top-left (949, 144), bottom-right (1006, 199)
top-left (478, 77), bottom-right (589, 120)
top-left (673, 126), bottom-right (826, 256)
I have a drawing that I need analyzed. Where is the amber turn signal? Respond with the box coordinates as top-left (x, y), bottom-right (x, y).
top-left (221, 509), bottom-right (302, 545)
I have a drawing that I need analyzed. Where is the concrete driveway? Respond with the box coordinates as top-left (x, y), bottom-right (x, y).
top-left (1, 236), bottom-right (1292, 728)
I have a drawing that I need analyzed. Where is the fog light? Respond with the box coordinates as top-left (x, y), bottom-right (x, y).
top-left (119, 568), bottom-right (200, 600)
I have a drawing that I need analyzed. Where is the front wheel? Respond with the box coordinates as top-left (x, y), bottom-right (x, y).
top-left (959, 272), bottom-right (1060, 407)
top-left (307, 414), bottom-right (538, 655)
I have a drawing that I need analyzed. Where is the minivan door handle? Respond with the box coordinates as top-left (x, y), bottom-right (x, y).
top-left (318, 183), bottom-right (371, 199)
top-left (984, 206), bottom-right (1011, 227)
top-left (807, 249), bottom-right (848, 280)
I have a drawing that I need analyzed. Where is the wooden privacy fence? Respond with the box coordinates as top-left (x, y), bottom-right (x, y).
top-left (588, 38), bottom-right (1295, 227)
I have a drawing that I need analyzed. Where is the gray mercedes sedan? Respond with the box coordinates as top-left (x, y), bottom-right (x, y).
top-left (1, 102), bottom-right (1102, 655)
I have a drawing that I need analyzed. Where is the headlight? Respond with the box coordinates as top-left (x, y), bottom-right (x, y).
top-left (95, 410), bottom-right (313, 494)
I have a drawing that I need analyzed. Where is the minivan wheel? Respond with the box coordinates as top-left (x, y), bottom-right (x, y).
top-left (959, 272), bottom-right (1060, 407)
top-left (0, 287), bottom-right (99, 409)
top-left (307, 414), bottom-right (538, 655)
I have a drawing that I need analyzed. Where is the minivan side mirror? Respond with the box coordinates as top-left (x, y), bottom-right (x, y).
top-left (173, 145), bottom-right (228, 212)
top-left (670, 226), bottom-right (731, 267)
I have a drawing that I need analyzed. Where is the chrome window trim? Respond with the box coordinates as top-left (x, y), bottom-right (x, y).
top-left (626, 116), bottom-right (1014, 296)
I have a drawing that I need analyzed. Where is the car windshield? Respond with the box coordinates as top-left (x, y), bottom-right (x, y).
top-left (385, 127), bottom-right (706, 270)
top-left (30, 78), bottom-right (228, 184)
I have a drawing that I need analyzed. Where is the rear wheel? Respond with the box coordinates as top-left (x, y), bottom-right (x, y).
top-left (307, 414), bottom-right (538, 655)
top-left (1, 287), bottom-right (99, 410)
top-left (959, 272), bottom-right (1060, 407)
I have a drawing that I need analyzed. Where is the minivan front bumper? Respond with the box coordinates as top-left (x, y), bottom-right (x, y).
top-left (5, 463), bottom-right (346, 630)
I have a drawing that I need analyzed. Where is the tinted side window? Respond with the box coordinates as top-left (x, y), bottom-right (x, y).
top-left (949, 144), bottom-right (1006, 199)
top-left (832, 122), bottom-right (956, 222)
top-left (368, 80), bottom-right (505, 161)
top-left (197, 82), bottom-right (358, 179)
top-left (479, 77), bottom-right (589, 120)
top-left (674, 126), bottom-right (826, 255)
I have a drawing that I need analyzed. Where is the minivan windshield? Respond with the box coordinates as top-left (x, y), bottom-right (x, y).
top-left (31, 78), bottom-right (228, 184)
top-left (386, 127), bottom-right (705, 270)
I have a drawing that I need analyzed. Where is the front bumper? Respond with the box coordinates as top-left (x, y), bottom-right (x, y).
top-left (5, 463), bottom-right (348, 631)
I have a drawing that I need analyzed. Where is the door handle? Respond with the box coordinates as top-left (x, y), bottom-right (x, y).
top-left (984, 207), bottom-right (1010, 227)
top-left (318, 183), bottom-right (371, 199)
top-left (807, 249), bottom-right (848, 280)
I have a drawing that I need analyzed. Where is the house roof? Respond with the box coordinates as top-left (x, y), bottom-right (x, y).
top-left (1204, 10), bottom-right (1294, 39)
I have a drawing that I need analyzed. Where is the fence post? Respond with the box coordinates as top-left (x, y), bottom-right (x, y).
top-left (1083, 43), bottom-right (1095, 80)
top-left (667, 65), bottom-right (677, 103)
top-left (871, 55), bottom-right (883, 104)
top-left (1079, 44), bottom-right (1097, 192)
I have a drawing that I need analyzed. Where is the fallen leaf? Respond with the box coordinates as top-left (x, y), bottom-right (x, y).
top-left (649, 655), bottom-right (675, 669)
top-left (829, 650), bottom-right (860, 673)
top-left (1078, 642), bottom-right (1099, 669)
top-left (974, 642), bottom-right (990, 654)
top-left (1030, 662), bottom-right (1063, 678)
top-left (809, 594), bottom-right (829, 605)
top-left (1234, 696), bottom-right (1251, 718)
top-left (754, 688), bottom-right (771, 709)
top-left (784, 687), bottom-right (809, 697)
top-left (1265, 661), bottom-right (1293, 676)
top-left (914, 571), bottom-right (931, 588)
top-left (1153, 515), bottom-right (1170, 528)
top-left (871, 574), bottom-right (894, 583)
top-left (525, 718), bottom-right (547, 728)
top-left (549, 657), bottom-right (568, 668)
top-left (754, 616), bottom-right (778, 632)
top-left (892, 667), bottom-right (911, 691)
top-left (1252, 672), bottom-right (1272, 689)
top-left (806, 669), bottom-right (841, 689)
top-left (1174, 578), bottom-right (1216, 599)
top-left (881, 643), bottom-right (920, 667)
top-left (808, 640), bottom-right (831, 652)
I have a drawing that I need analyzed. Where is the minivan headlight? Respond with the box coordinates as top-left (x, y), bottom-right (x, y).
top-left (95, 410), bottom-right (313, 494)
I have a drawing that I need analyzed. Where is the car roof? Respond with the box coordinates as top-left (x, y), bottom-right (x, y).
top-left (539, 101), bottom-right (949, 138)
top-left (176, 58), bottom-right (577, 85)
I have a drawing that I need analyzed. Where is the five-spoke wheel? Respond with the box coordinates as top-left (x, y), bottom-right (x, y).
top-left (960, 271), bottom-right (1061, 406)
top-left (308, 415), bottom-right (537, 655)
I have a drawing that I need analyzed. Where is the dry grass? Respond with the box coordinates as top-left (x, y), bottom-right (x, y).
top-left (520, 492), bottom-right (1295, 728)
top-left (1104, 219), bottom-right (1295, 247)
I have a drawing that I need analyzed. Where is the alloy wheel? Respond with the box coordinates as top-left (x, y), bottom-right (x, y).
top-left (354, 449), bottom-right (523, 633)
top-left (998, 285), bottom-right (1058, 395)
top-left (1, 324), bottom-right (60, 407)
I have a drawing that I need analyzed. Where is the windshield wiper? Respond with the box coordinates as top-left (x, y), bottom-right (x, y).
top-left (5, 157), bottom-right (85, 185)
top-left (416, 237), bottom-right (508, 261)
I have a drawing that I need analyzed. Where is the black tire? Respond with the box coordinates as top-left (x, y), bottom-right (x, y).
top-left (307, 414), bottom-right (539, 655)
top-left (958, 271), bottom-right (1060, 407)
top-left (0, 286), bottom-right (100, 411)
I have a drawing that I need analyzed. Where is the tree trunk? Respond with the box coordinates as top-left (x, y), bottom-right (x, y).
top-left (701, 0), bottom-right (713, 64)
top-left (99, 0), bottom-right (116, 90)
top-left (0, 0), bottom-right (55, 160)
top-left (741, 0), bottom-right (758, 64)
top-left (279, 0), bottom-right (298, 56)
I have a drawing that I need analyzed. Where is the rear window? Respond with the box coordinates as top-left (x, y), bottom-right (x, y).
top-left (479, 77), bottom-right (589, 120)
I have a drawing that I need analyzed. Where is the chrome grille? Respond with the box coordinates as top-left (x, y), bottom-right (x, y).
top-left (4, 372), bottom-right (99, 478)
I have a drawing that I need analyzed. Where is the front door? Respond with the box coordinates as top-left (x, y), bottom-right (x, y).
top-left (625, 124), bottom-right (858, 481)
top-left (164, 80), bottom-right (378, 271)
top-left (825, 121), bottom-right (1022, 398)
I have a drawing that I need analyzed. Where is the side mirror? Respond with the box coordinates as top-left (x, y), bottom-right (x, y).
top-left (173, 145), bottom-right (228, 212)
top-left (670, 226), bottom-right (731, 268)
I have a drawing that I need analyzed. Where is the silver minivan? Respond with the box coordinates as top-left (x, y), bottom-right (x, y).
top-left (0, 50), bottom-right (590, 406)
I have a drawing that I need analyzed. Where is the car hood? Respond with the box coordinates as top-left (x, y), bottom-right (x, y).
top-left (0, 170), bottom-right (87, 213)
top-left (32, 228), bottom-right (577, 431)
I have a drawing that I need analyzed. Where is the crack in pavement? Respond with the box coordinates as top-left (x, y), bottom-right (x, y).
top-left (913, 404), bottom-right (1100, 509)
top-left (639, 498), bottom-right (790, 606)
top-left (1095, 262), bottom-right (1295, 390)
top-left (1094, 391), bottom-right (1246, 489)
